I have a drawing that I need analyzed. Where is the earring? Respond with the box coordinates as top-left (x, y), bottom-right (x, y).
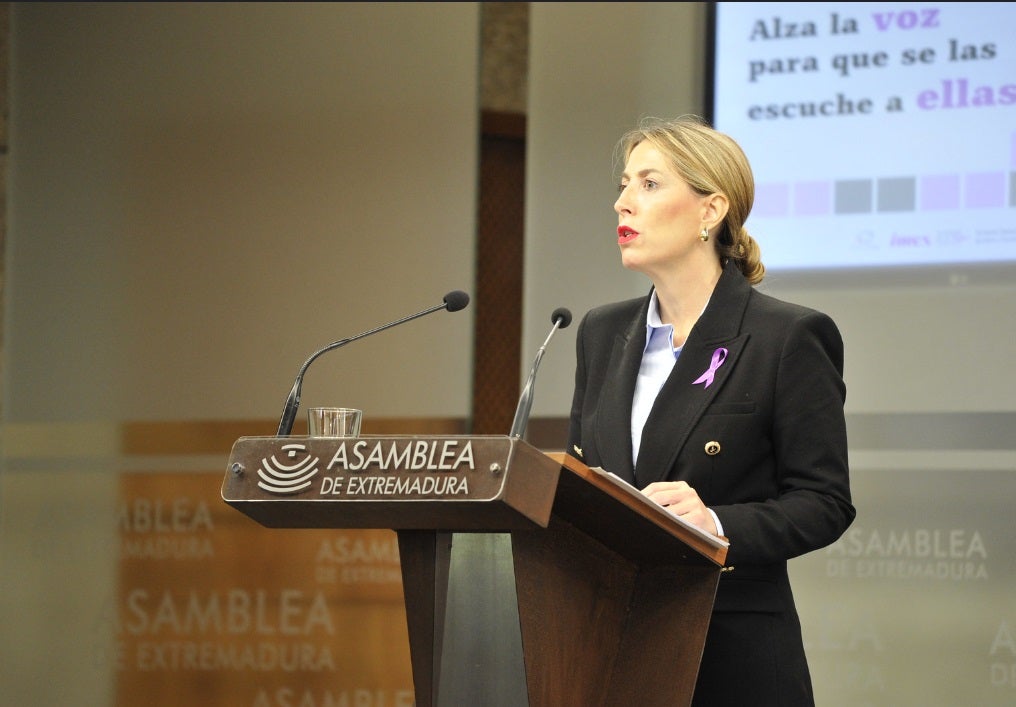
top-left (700, 227), bottom-right (709, 242)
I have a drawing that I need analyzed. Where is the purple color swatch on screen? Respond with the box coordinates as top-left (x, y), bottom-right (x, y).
top-left (794, 181), bottom-right (832, 216)
top-left (920, 174), bottom-right (961, 210)
top-left (964, 172), bottom-right (1005, 208)
top-left (754, 182), bottom-right (790, 217)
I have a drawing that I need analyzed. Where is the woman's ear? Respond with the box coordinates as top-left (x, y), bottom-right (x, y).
top-left (702, 192), bottom-right (729, 230)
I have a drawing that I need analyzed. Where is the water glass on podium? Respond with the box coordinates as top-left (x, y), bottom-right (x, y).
top-left (307, 407), bottom-right (362, 437)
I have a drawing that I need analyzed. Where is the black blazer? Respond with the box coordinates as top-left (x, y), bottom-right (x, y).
top-left (567, 261), bottom-right (855, 705)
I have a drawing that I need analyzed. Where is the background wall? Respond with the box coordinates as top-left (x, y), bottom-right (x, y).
top-left (2, 2), bottom-right (1014, 706)
top-left (5, 2), bottom-right (478, 424)
top-left (1, 4), bottom-right (479, 706)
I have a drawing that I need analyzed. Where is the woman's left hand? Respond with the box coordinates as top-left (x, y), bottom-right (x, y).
top-left (641, 480), bottom-right (717, 534)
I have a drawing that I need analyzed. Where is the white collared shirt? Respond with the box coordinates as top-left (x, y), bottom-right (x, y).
top-left (631, 291), bottom-right (681, 466)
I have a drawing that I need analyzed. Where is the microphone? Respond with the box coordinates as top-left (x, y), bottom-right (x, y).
top-left (509, 307), bottom-right (572, 440)
top-left (275, 290), bottom-right (470, 436)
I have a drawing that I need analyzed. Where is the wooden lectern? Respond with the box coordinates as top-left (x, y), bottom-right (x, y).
top-left (221, 434), bottom-right (728, 707)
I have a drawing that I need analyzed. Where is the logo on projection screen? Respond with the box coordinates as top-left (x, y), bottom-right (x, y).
top-left (257, 443), bottom-right (321, 495)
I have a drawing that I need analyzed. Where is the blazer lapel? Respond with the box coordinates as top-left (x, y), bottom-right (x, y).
top-left (634, 263), bottom-right (752, 487)
top-left (592, 297), bottom-right (650, 484)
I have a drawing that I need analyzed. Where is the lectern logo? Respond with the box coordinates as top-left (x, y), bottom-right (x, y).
top-left (258, 443), bottom-right (321, 495)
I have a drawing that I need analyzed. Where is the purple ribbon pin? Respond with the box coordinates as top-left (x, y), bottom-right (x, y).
top-left (692, 347), bottom-right (728, 389)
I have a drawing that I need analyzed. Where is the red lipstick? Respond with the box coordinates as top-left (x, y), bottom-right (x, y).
top-left (617, 226), bottom-right (639, 245)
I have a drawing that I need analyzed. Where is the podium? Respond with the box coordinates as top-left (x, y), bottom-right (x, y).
top-left (221, 434), bottom-right (728, 706)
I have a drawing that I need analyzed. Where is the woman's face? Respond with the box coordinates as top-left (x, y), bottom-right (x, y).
top-left (614, 140), bottom-right (713, 277)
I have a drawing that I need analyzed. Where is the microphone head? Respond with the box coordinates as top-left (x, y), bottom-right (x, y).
top-left (443, 290), bottom-right (470, 312)
top-left (551, 307), bottom-right (573, 329)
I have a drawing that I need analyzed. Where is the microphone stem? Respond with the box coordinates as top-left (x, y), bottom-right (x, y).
top-left (275, 300), bottom-right (452, 436)
top-left (301, 301), bottom-right (448, 375)
top-left (510, 321), bottom-right (562, 439)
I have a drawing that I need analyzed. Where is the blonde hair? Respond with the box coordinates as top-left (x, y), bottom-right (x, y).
top-left (616, 115), bottom-right (765, 284)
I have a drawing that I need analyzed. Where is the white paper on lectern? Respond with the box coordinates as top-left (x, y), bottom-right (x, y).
top-left (589, 466), bottom-right (730, 550)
